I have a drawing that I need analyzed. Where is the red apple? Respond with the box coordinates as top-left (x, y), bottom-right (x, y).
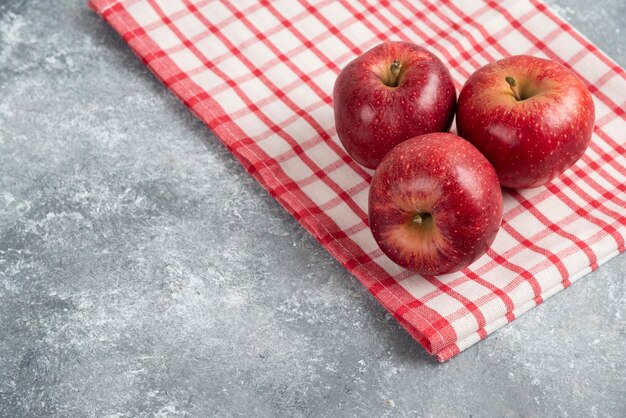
top-left (333, 41), bottom-right (456, 169)
top-left (456, 55), bottom-right (595, 189)
top-left (368, 133), bottom-right (503, 275)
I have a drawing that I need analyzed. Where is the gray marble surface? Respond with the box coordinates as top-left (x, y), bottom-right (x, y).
top-left (0, 0), bottom-right (624, 417)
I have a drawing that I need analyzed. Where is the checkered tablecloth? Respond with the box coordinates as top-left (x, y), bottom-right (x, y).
top-left (89, 0), bottom-right (626, 361)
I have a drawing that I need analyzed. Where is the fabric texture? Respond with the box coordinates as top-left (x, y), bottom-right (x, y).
top-left (89, 0), bottom-right (626, 361)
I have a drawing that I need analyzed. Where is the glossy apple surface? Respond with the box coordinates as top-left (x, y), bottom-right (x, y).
top-left (333, 41), bottom-right (456, 169)
top-left (368, 133), bottom-right (503, 275)
top-left (456, 55), bottom-right (595, 189)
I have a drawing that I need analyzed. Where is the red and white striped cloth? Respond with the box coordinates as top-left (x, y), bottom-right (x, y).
top-left (89, 0), bottom-right (626, 361)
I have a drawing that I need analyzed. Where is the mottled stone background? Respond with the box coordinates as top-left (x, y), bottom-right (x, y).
top-left (0, 1), bottom-right (624, 416)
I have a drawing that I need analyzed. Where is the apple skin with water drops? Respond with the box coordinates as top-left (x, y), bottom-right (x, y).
top-left (333, 41), bottom-right (456, 169)
top-left (456, 55), bottom-right (595, 189)
top-left (368, 133), bottom-right (503, 276)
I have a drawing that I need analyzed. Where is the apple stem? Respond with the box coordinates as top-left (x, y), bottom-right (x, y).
top-left (389, 60), bottom-right (402, 87)
top-left (412, 213), bottom-right (430, 225)
top-left (505, 76), bottom-right (522, 101)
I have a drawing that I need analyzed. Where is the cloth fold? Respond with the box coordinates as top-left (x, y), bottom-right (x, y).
top-left (89, 0), bottom-right (626, 361)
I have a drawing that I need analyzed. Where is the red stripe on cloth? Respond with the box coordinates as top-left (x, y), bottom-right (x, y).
top-left (515, 194), bottom-right (599, 270)
top-left (218, 0), bottom-right (337, 105)
top-left (425, 276), bottom-right (489, 332)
